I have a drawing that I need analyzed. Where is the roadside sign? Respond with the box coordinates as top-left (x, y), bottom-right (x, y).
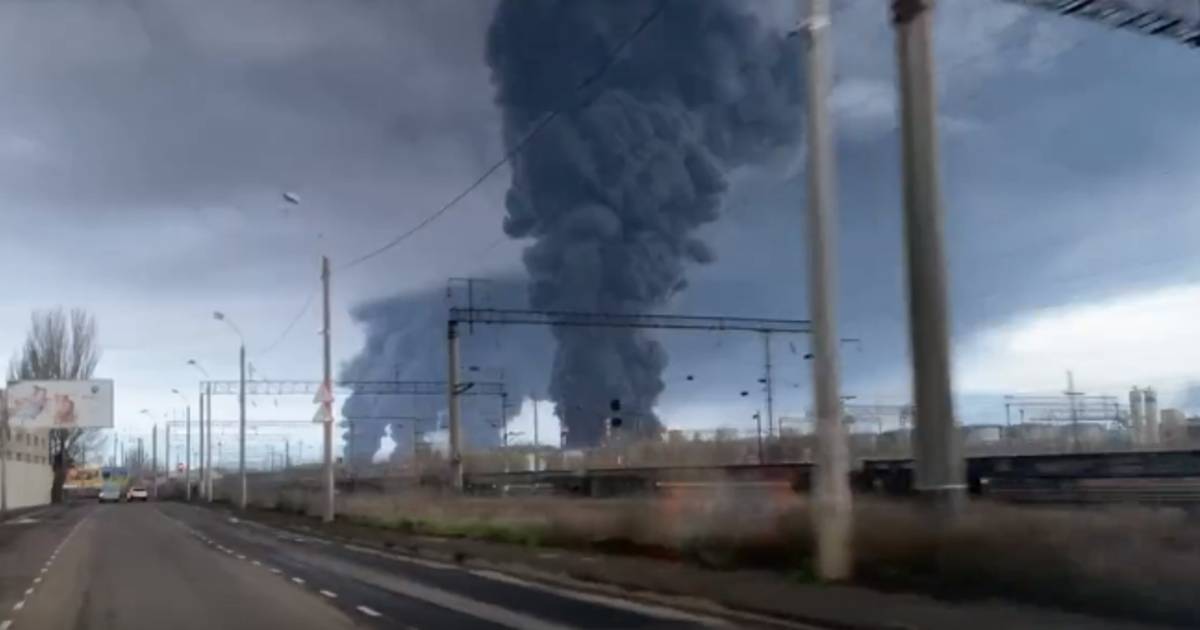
top-left (313, 405), bottom-right (332, 424)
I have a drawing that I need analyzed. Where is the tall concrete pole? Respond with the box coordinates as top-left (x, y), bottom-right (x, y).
top-left (802, 0), bottom-right (853, 580)
top-left (152, 424), bottom-right (159, 500)
top-left (165, 425), bottom-right (171, 482)
top-left (205, 383), bottom-right (213, 501)
top-left (185, 402), bottom-right (192, 501)
top-left (893, 0), bottom-right (964, 513)
top-left (198, 388), bottom-right (205, 496)
top-left (238, 343), bottom-right (247, 509)
top-left (447, 321), bottom-right (463, 490)
top-left (196, 388), bottom-right (204, 500)
top-left (321, 256), bottom-right (335, 523)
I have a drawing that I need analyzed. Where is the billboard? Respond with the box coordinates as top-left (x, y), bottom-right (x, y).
top-left (7, 380), bottom-right (114, 429)
top-left (65, 465), bottom-right (104, 489)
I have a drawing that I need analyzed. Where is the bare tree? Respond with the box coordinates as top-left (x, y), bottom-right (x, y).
top-left (9, 308), bottom-right (102, 503)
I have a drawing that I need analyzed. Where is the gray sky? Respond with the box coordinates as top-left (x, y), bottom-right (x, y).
top-left (1, 0), bottom-right (1199, 453)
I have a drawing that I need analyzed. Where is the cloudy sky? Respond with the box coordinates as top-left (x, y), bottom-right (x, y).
top-left (1, 0), bottom-right (1198, 461)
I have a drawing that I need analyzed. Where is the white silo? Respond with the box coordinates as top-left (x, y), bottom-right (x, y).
top-left (1144, 387), bottom-right (1160, 445)
top-left (1129, 388), bottom-right (1144, 445)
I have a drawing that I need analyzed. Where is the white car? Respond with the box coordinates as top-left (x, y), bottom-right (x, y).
top-left (126, 487), bottom-right (149, 502)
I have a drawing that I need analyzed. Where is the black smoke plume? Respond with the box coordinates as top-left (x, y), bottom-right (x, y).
top-left (339, 282), bottom-right (552, 466)
top-left (486, 0), bottom-right (804, 446)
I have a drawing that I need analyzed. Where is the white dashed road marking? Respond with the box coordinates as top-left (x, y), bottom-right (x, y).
top-left (270, 568), bottom-right (282, 575)
top-left (12, 601), bottom-right (24, 612)
top-left (1, 619), bottom-right (11, 630)
top-left (356, 606), bottom-right (382, 618)
top-left (33, 577), bottom-right (42, 584)
top-left (24, 588), bottom-right (33, 596)
top-left (291, 577), bottom-right (305, 585)
top-left (319, 590), bottom-right (337, 599)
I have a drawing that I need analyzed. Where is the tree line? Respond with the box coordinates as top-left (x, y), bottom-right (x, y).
top-left (3, 307), bottom-right (101, 503)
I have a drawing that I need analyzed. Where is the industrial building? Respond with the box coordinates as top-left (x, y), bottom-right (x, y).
top-left (1, 427), bottom-right (52, 510)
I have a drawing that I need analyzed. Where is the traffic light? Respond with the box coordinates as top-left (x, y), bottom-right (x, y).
top-left (610, 399), bottom-right (622, 429)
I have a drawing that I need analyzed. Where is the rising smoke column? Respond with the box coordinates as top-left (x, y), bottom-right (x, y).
top-left (486, 0), bottom-right (804, 446)
top-left (340, 282), bottom-right (552, 466)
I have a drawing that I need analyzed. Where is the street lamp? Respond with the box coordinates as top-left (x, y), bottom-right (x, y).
top-left (213, 311), bottom-right (248, 510)
top-left (187, 359), bottom-right (213, 502)
top-left (138, 410), bottom-right (155, 477)
top-left (170, 388), bottom-right (192, 501)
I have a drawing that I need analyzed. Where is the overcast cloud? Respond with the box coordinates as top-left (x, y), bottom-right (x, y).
top-left (0, 0), bottom-right (1198, 453)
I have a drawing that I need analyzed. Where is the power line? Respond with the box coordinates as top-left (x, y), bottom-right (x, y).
top-left (338, 0), bottom-right (668, 271)
top-left (256, 284), bottom-right (318, 358)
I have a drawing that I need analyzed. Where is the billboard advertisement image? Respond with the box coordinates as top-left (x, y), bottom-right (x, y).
top-left (7, 379), bottom-right (114, 429)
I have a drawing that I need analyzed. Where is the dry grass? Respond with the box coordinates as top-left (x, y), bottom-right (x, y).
top-left (244, 480), bottom-right (1200, 626)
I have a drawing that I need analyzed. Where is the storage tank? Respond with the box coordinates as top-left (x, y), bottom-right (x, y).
top-left (1129, 388), bottom-right (1144, 445)
top-left (1144, 387), bottom-right (1159, 445)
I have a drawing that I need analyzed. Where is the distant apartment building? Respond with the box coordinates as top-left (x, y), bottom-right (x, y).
top-left (2, 427), bottom-right (53, 510)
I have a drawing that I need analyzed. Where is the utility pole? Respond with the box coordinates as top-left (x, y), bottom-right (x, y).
top-left (893, 0), bottom-right (965, 513)
top-left (285, 440), bottom-right (291, 469)
top-left (185, 400), bottom-right (192, 501)
top-left (238, 342), bottom-right (247, 510)
top-left (754, 411), bottom-right (764, 465)
top-left (448, 277), bottom-right (492, 334)
top-left (205, 383), bottom-right (213, 501)
top-left (446, 320), bottom-right (463, 490)
top-left (762, 332), bottom-right (776, 441)
top-left (152, 425), bottom-right (158, 499)
top-left (803, 0), bottom-right (853, 580)
top-left (1065, 371), bottom-right (1082, 452)
top-left (165, 425), bottom-right (171, 483)
top-left (500, 392), bottom-right (509, 448)
top-left (196, 387), bottom-right (203, 500)
top-left (321, 256), bottom-right (335, 522)
top-left (532, 394), bottom-right (540, 447)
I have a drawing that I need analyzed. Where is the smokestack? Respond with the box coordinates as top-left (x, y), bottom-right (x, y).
top-left (486, 0), bottom-right (804, 446)
top-left (1143, 387), bottom-right (1159, 445)
top-left (1128, 387), bottom-right (1144, 445)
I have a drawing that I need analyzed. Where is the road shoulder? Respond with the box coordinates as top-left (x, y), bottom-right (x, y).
top-left (215, 503), bottom-right (1175, 630)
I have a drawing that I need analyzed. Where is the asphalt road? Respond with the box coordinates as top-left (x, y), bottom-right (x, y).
top-left (0, 502), bottom-right (732, 630)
